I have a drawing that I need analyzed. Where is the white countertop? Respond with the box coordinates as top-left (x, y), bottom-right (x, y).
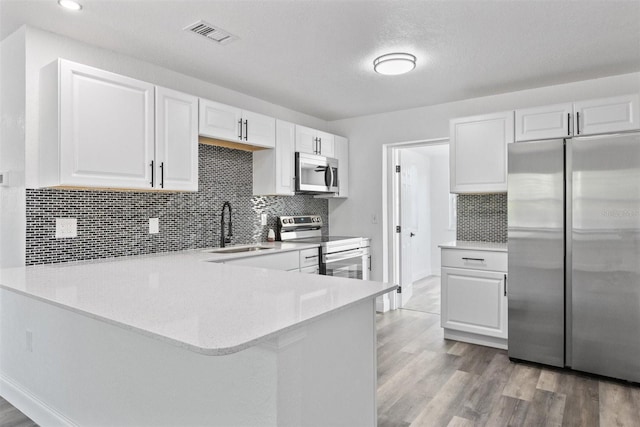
top-left (0, 248), bottom-right (395, 356)
top-left (438, 240), bottom-right (508, 252)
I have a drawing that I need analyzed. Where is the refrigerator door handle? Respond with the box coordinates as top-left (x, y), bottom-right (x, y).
top-left (568, 113), bottom-right (571, 136)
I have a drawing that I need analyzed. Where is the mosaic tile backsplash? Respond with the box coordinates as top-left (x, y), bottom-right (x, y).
top-left (456, 194), bottom-right (507, 243)
top-left (25, 144), bottom-right (328, 265)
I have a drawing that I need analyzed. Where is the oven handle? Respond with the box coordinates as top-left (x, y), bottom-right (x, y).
top-left (324, 248), bottom-right (368, 264)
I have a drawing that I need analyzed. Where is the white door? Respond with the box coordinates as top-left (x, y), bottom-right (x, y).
top-left (316, 131), bottom-right (335, 157)
top-left (198, 99), bottom-right (242, 141)
top-left (243, 110), bottom-right (276, 148)
top-left (398, 151), bottom-right (416, 305)
top-left (59, 60), bottom-right (155, 189)
top-left (275, 120), bottom-right (295, 195)
top-left (574, 94), bottom-right (640, 136)
top-left (155, 87), bottom-right (198, 191)
top-left (295, 125), bottom-right (317, 154)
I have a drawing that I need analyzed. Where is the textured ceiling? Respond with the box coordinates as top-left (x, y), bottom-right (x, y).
top-left (1, 0), bottom-right (639, 121)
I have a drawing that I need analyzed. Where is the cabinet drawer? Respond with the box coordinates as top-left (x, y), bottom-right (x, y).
top-left (225, 251), bottom-right (299, 271)
top-left (299, 248), bottom-right (321, 268)
top-left (299, 265), bottom-right (320, 274)
top-left (441, 249), bottom-right (507, 272)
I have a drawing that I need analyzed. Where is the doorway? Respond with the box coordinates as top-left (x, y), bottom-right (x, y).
top-left (382, 138), bottom-right (455, 313)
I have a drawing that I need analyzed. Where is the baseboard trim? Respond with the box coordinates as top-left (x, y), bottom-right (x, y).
top-left (0, 373), bottom-right (76, 426)
top-left (443, 329), bottom-right (508, 350)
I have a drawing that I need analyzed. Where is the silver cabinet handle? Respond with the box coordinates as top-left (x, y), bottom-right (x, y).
top-left (462, 257), bottom-right (485, 262)
top-left (304, 255), bottom-right (319, 260)
top-left (504, 274), bottom-right (508, 296)
top-left (576, 112), bottom-right (580, 135)
top-left (149, 160), bottom-right (154, 187)
top-left (159, 162), bottom-right (164, 189)
top-left (238, 119), bottom-right (243, 140)
top-left (568, 113), bottom-right (571, 136)
top-left (244, 119), bottom-right (248, 141)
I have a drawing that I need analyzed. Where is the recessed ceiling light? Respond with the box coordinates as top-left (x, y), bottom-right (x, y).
top-left (373, 53), bottom-right (417, 76)
top-left (58, 0), bottom-right (82, 11)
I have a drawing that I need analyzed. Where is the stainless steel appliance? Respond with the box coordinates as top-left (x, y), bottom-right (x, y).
top-left (295, 153), bottom-right (339, 194)
top-left (508, 132), bottom-right (640, 382)
top-left (278, 215), bottom-right (370, 280)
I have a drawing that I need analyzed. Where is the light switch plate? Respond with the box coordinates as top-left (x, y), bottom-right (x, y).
top-left (55, 218), bottom-right (77, 238)
top-left (261, 213), bottom-right (268, 226)
top-left (149, 218), bottom-right (159, 234)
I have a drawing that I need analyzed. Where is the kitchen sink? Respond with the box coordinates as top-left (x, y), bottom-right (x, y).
top-left (205, 246), bottom-right (273, 254)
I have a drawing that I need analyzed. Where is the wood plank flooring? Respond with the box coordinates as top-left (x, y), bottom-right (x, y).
top-left (402, 275), bottom-right (441, 314)
top-left (2, 295), bottom-right (640, 426)
top-left (377, 308), bottom-right (640, 427)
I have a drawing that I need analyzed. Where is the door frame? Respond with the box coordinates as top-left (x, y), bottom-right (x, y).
top-left (382, 137), bottom-right (449, 311)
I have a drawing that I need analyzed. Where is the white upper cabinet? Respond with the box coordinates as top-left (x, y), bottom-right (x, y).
top-left (40, 59), bottom-right (155, 189)
top-left (295, 125), bottom-right (335, 157)
top-left (574, 94), bottom-right (640, 136)
top-left (39, 59), bottom-right (198, 191)
top-left (198, 99), bottom-right (242, 142)
top-left (515, 103), bottom-right (573, 142)
top-left (253, 120), bottom-right (296, 196)
top-left (449, 111), bottom-right (514, 194)
top-left (515, 94), bottom-right (640, 141)
top-left (155, 87), bottom-right (199, 191)
top-left (199, 98), bottom-right (275, 148)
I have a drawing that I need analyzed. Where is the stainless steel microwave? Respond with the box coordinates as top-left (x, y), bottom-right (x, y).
top-left (295, 152), bottom-right (339, 194)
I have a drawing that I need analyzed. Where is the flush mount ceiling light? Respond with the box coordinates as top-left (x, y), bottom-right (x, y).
top-left (58, 0), bottom-right (82, 11)
top-left (373, 53), bottom-right (417, 76)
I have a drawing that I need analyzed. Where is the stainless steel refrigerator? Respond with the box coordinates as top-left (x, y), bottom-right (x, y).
top-left (507, 132), bottom-right (640, 382)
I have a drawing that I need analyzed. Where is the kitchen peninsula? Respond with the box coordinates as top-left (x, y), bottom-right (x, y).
top-left (0, 249), bottom-right (396, 426)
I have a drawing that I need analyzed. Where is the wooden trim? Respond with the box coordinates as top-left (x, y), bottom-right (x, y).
top-left (198, 136), bottom-right (267, 152)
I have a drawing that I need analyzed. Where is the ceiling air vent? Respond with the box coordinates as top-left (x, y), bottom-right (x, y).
top-left (184, 20), bottom-right (238, 45)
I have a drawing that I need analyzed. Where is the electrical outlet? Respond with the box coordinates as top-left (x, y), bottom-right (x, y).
top-left (26, 330), bottom-right (33, 352)
top-left (261, 213), bottom-right (268, 226)
top-left (149, 218), bottom-right (159, 234)
top-left (55, 218), bottom-right (77, 238)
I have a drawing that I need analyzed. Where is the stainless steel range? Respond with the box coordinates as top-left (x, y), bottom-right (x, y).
top-left (278, 215), bottom-right (371, 280)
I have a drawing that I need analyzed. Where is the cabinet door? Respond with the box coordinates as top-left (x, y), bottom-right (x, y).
top-left (441, 267), bottom-right (507, 339)
top-left (317, 131), bottom-right (335, 157)
top-left (59, 60), bottom-right (155, 189)
top-left (155, 87), bottom-right (198, 191)
top-left (574, 94), bottom-right (640, 136)
top-left (515, 103), bottom-right (573, 141)
top-left (243, 110), bottom-right (276, 148)
top-left (334, 135), bottom-right (349, 198)
top-left (275, 120), bottom-right (296, 195)
top-left (449, 111), bottom-right (513, 193)
top-left (295, 125), bottom-right (317, 154)
top-left (198, 99), bottom-right (242, 141)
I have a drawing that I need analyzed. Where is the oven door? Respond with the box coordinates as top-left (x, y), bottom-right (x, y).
top-left (295, 152), bottom-right (339, 194)
top-left (322, 247), bottom-right (370, 280)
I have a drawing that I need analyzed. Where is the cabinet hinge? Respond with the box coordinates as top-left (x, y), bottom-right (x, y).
top-left (396, 225), bottom-right (401, 233)
top-left (395, 165), bottom-right (401, 173)
top-left (396, 286), bottom-right (402, 293)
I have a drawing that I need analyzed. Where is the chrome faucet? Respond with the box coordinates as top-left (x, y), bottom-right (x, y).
top-left (220, 202), bottom-right (233, 247)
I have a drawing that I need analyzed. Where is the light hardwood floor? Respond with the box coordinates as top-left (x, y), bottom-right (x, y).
top-left (2, 304), bottom-right (640, 426)
top-left (377, 308), bottom-right (640, 426)
top-left (402, 275), bottom-right (441, 315)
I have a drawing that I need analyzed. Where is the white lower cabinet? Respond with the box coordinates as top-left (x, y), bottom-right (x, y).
top-left (441, 248), bottom-right (508, 349)
top-left (223, 248), bottom-right (320, 273)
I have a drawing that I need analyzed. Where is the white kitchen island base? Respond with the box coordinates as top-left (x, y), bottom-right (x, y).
top-left (1, 288), bottom-right (377, 426)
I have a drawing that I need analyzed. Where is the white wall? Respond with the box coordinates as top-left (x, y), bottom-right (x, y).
top-left (328, 72), bottom-right (640, 281)
top-left (0, 27), bottom-right (26, 268)
top-left (425, 144), bottom-right (454, 273)
top-left (21, 25), bottom-right (329, 188)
